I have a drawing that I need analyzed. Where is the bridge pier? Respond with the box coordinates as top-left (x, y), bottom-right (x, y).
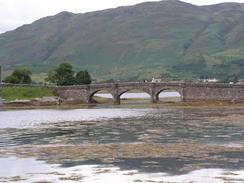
top-left (112, 84), bottom-right (120, 105)
top-left (113, 95), bottom-right (120, 105)
top-left (85, 95), bottom-right (93, 104)
top-left (151, 95), bottom-right (158, 103)
top-left (150, 83), bottom-right (158, 103)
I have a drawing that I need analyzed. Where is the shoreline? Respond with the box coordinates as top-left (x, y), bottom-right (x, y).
top-left (1, 100), bottom-right (244, 110)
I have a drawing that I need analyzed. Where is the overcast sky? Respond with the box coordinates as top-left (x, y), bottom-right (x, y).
top-left (0, 0), bottom-right (244, 33)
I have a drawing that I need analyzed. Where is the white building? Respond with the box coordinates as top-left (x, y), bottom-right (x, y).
top-left (198, 78), bottom-right (219, 83)
top-left (152, 78), bottom-right (162, 83)
top-left (237, 79), bottom-right (244, 85)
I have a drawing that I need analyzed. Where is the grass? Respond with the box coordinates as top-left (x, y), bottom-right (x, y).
top-left (0, 87), bottom-right (55, 101)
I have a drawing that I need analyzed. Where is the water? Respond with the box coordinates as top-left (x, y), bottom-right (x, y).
top-left (95, 92), bottom-right (181, 99)
top-left (1, 107), bottom-right (244, 182)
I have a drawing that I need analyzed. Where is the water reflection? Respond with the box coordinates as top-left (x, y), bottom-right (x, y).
top-left (1, 156), bottom-right (244, 183)
top-left (1, 107), bottom-right (244, 182)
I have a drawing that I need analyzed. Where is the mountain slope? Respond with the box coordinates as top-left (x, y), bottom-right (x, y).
top-left (0, 0), bottom-right (244, 81)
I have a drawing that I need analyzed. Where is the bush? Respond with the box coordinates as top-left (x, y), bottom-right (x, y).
top-left (4, 68), bottom-right (32, 84)
top-left (76, 70), bottom-right (91, 84)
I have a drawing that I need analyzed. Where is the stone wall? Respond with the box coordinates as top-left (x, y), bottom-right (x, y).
top-left (184, 83), bottom-right (244, 102)
top-left (55, 85), bottom-right (89, 102)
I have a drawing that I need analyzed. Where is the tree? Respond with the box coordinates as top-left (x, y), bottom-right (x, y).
top-left (76, 70), bottom-right (92, 84)
top-left (45, 70), bottom-right (56, 84)
top-left (219, 74), bottom-right (239, 83)
top-left (232, 75), bottom-right (239, 83)
top-left (45, 63), bottom-right (76, 86)
top-left (4, 68), bottom-right (32, 84)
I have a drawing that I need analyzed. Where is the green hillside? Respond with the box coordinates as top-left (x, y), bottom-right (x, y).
top-left (0, 0), bottom-right (244, 81)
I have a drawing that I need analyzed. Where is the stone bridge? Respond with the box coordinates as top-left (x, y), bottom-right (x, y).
top-left (56, 82), bottom-right (244, 104)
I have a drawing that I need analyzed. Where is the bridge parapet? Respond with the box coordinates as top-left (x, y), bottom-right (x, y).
top-left (183, 82), bottom-right (244, 88)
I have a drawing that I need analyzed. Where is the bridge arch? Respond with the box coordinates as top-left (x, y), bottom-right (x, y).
top-left (118, 88), bottom-right (151, 98)
top-left (155, 88), bottom-right (183, 103)
top-left (118, 88), bottom-right (152, 104)
top-left (89, 89), bottom-right (114, 104)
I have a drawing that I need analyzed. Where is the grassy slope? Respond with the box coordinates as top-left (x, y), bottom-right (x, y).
top-left (0, 87), bottom-right (55, 100)
top-left (0, 1), bottom-right (244, 81)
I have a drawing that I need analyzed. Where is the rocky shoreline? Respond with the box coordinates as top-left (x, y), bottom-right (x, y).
top-left (0, 97), bottom-right (61, 108)
top-left (0, 96), bottom-right (98, 110)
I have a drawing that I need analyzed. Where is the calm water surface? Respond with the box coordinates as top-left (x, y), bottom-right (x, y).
top-left (1, 107), bottom-right (244, 182)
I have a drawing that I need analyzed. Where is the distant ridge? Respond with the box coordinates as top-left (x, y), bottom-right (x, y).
top-left (0, 0), bottom-right (244, 81)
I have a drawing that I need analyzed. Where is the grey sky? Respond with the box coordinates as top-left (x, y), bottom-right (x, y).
top-left (0, 0), bottom-right (244, 33)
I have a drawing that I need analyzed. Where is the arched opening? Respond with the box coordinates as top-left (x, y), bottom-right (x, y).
top-left (91, 90), bottom-right (113, 104)
top-left (119, 89), bottom-right (151, 104)
top-left (157, 89), bottom-right (182, 103)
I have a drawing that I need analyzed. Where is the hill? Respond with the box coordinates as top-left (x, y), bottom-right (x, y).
top-left (0, 0), bottom-right (244, 81)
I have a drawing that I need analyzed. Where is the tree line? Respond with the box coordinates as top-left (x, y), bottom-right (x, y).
top-left (3, 63), bottom-right (92, 85)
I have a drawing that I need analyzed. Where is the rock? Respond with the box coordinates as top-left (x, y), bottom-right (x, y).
top-left (36, 96), bottom-right (59, 102)
top-left (62, 98), bottom-right (84, 105)
top-left (32, 96), bottom-right (59, 106)
top-left (5, 99), bottom-right (33, 106)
